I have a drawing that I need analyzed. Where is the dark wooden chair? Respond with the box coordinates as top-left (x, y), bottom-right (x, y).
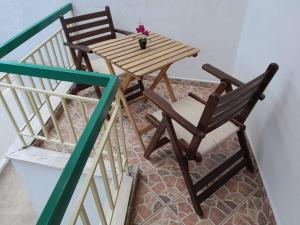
top-left (60, 6), bottom-right (143, 98)
top-left (143, 63), bottom-right (279, 217)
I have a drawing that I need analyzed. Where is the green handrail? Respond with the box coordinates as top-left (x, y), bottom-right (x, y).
top-left (0, 3), bottom-right (72, 58)
top-left (0, 3), bottom-right (120, 224)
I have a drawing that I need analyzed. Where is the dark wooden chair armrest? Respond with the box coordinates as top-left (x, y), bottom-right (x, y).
top-left (202, 64), bottom-right (265, 100)
top-left (202, 64), bottom-right (243, 87)
top-left (114, 28), bottom-right (134, 35)
top-left (143, 89), bottom-right (204, 137)
top-left (64, 42), bottom-right (92, 53)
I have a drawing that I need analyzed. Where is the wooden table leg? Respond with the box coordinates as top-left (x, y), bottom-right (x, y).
top-left (105, 60), bottom-right (146, 151)
top-left (121, 73), bottom-right (134, 92)
top-left (150, 64), bottom-right (176, 102)
top-left (118, 89), bottom-right (146, 150)
top-left (163, 72), bottom-right (176, 102)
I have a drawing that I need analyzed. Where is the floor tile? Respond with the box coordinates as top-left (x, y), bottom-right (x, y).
top-left (130, 180), bottom-right (164, 225)
top-left (143, 207), bottom-right (182, 225)
top-left (222, 213), bottom-right (249, 225)
top-left (237, 187), bottom-right (276, 225)
top-left (168, 191), bottom-right (232, 225)
top-left (141, 158), bottom-right (186, 204)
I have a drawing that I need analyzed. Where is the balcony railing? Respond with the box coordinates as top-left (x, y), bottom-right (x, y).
top-left (0, 3), bottom-right (129, 225)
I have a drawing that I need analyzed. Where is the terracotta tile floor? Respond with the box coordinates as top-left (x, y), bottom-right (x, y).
top-left (38, 77), bottom-right (276, 225)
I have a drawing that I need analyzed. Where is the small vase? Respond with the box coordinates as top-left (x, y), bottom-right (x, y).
top-left (139, 39), bottom-right (147, 49)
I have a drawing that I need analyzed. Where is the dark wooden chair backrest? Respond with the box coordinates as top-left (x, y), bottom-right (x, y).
top-left (200, 63), bottom-right (278, 133)
top-left (60, 6), bottom-right (116, 47)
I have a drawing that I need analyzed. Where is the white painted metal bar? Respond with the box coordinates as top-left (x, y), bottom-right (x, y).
top-left (27, 91), bottom-right (49, 139)
top-left (5, 76), bottom-right (34, 135)
top-left (80, 101), bottom-right (88, 125)
top-left (105, 139), bottom-right (119, 191)
top-left (43, 93), bottom-right (64, 143)
top-left (0, 91), bottom-right (26, 146)
top-left (20, 132), bottom-right (74, 147)
top-left (98, 156), bottom-right (114, 209)
top-left (28, 74), bottom-right (43, 105)
top-left (54, 35), bottom-right (66, 68)
top-left (49, 39), bottom-right (60, 67)
top-left (61, 97), bottom-right (77, 142)
top-left (116, 96), bottom-right (128, 173)
top-left (15, 75), bottom-right (36, 117)
top-left (37, 49), bottom-right (54, 91)
top-left (0, 82), bottom-right (98, 103)
top-left (30, 55), bottom-right (46, 90)
top-left (44, 43), bottom-right (54, 67)
top-left (79, 205), bottom-right (91, 225)
top-left (90, 178), bottom-right (108, 225)
top-left (111, 122), bottom-right (123, 173)
top-left (59, 30), bottom-right (71, 68)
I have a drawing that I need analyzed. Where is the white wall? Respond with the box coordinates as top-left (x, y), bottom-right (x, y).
top-left (234, 1), bottom-right (300, 224)
top-left (0, 0), bottom-right (70, 61)
top-left (72, 0), bottom-right (248, 81)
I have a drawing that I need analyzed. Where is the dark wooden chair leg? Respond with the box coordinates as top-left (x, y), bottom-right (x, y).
top-left (94, 86), bottom-right (102, 98)
top-left (164, 114), bottom-right (203, 217)
top-left (144, 116), bottom-right (167, 159)
top-left (237, 130), bottom-right (255, 172)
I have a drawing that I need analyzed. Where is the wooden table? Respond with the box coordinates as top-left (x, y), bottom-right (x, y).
top-left (89, 33), bottom-right (199, 150)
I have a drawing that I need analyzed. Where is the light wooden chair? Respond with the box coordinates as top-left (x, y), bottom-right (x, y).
top-left (143, 63), bottom-right (279, 216)
top-left (60, 6), bottom-right (144, 98)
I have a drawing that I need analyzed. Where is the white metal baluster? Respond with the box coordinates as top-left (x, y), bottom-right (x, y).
top-left (31, 56), bottom-right (46, 90)
top-left (105, 139), bottom-right (119, 190)
top-left (43, 94), bottom-right (63, 143)
top-left (43, 44), bottom-right (55, 90)
top-left (116, 97), bottom-right (128, 173)
top-left (27, 91), bottom-right (49, 138)
top-left (79, 205), bottom-right (91, 225)
top-left (59, 30), bottom-right (71, 68)
top-left (37, 48), bottom-right (53, 91)
top-left (54, 35), bottom-right (66, 68)
top-left (44, 43), bottom-right (54, 66)
top-left (98, 156), bottom-right (114, 209)
top-left (49, 39), bottom-right (59, 67)
top-left (16, 75), bottom-right (36, 116)
top-left (111, 122), bottom-right (123, 173)
top-left (61, 98), bottom-right (77, 142)
top-left (0, 91), bottom-right (26, 146)
top-left (90, 178), bottom-right (108, 225)
top-left (26, 65), bottom-right (43, 106)
top-left (5, 76), bottom-right (34, 136)
top-left (80, 101), bottom-right (88, 125)
top-left (49, 39), bottom-right (60, 86)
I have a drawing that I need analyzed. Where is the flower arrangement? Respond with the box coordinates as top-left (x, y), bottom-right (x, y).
top-left (136, 24), bottom-right (150, 49)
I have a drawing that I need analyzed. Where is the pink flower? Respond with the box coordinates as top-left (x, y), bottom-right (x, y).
top-left (136, 24), bottom-right (146, 34)
top-left (143, 30), bottom-right (149, 36)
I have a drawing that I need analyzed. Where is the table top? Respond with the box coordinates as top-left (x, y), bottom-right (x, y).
top-left (89, 33), bottom-right (199, 77)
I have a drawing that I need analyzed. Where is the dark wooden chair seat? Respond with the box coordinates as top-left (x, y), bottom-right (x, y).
top-left (60, 6), bottom-right (144, 98)
top-left (143, 63), bottom-right (279, 217)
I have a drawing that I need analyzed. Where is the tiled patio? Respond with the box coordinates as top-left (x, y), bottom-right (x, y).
top-left (38, 77), bottom-right (276, 225)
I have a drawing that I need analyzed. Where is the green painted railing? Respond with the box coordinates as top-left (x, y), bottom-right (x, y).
top-left (0, 3), bottom-right (119, 225)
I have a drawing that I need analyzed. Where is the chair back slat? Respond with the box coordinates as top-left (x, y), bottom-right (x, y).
top-left (60, 6), bottom-right (116, 48)
top-left (200, 63), bottom-right (278, 132)
top-left (67, 19), bottom-right (110, 33)
top-left (64, 11), bottom-right (107, 24)
top-left (77, 34), bottom-right (115, 47)
top-left (70, 27), bottom-right (112, 42)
